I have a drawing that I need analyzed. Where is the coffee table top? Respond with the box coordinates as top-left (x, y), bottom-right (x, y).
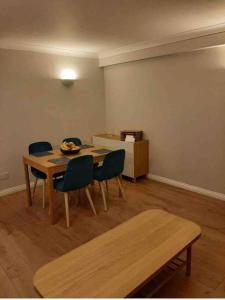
top-left (33, 209), bottom-right (201, 298)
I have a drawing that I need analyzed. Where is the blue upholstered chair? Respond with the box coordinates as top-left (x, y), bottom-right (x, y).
top-left (93, 149), bottom-right (126, 211)
top-left (29, 141), bottom-right (64, 208)
top-left (29, 141), bottom-right (52, 208)
top-left (54, 155), bottom-right (97, 227)
top-left (63, 137), bottom-right (82, 146)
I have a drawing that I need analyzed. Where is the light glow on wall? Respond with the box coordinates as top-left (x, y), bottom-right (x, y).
top-left (60, 68), bottom-right (77, 80)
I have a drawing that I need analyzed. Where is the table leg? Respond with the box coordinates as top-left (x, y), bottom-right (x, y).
top-left (47, 172), bottom-right (58, 225)
top-left (186, 245), bottom-right (192, 276)
top-left (23, 161), bottom-right (32, 206)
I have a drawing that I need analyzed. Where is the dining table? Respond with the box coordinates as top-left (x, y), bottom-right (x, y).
top-left (23, 145), bottom-right (111, 224)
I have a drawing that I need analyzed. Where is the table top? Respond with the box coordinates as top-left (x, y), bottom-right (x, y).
top-left (23, 145), bottom-right (109, 174)
top-left (33, 209), bottom-right (201, 298)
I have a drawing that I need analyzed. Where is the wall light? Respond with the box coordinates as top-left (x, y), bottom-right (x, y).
top-left (60, 69), bottom-right (76, 86)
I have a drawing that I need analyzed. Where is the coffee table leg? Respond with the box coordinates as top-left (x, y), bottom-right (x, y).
top-left (24, 161), bottom-right (32, 206)
top-left (186, 245), bottom-right (192, 276)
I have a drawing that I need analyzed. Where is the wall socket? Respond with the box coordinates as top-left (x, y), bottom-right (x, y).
top-left (0, 172), bottom-right (9, 180)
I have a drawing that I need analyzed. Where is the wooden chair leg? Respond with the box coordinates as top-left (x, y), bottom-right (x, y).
top-left (33, 177), bottom-right (38, 200)
top-left (42, 179), bottom-right (46, 208)
top-left (117, 176), bottom-right (126, 200)
top-left (64, 192), bottom-right (70, 228)
top-left (99, 181), bottom-right (108, 211)
top-left (85, 187), bottom-right (97, 216)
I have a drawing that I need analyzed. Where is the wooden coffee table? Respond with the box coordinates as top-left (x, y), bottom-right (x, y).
top-left (33, 209), bottom-right (201, 297)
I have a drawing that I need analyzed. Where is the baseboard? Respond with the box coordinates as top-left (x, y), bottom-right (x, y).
top-left (0, 181), bottom-right (42, 197)
top-left (1, 175), bottom-right (225, 202)
top-left (148, 174), bottom-right (225, 202)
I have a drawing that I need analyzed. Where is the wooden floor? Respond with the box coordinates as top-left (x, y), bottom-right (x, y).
top-left (0, 178), bottom-right (225, 297)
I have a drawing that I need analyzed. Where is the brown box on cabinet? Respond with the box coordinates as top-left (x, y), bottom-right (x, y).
top-left (120, 130), bottom-right (143, 141)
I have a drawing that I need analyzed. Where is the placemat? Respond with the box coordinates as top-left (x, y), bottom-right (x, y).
top-left (79, 144), bottom-right (94, 149)
top-left (48, 157), bottom-right (70, 165)
top-left (32, 151), bottom-right (53, 157)
top-left (92, 149), bottom-right (112, 155)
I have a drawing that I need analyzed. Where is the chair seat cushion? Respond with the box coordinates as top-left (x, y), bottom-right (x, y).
top-left (93, 166), bottom-right (104, 181)
top-left (54, 171), bottom-right (65, 178)
top-left (54, 177), bottom-right (65, 192)
top-left (31, 168), bottom-right (64, 180)
top-left (31, 167), bottom-right (47, 180)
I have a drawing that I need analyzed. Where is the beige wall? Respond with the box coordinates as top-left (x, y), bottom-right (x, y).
top-left (1, 46), bottom-right (225, 195)
top-left (0, 49), bottom-right (105, 190)
top-left (104, 46), bottom-right (225, 194)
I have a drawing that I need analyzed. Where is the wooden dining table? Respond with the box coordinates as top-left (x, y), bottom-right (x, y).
top-left (23, 145), bottom-right (110, 224)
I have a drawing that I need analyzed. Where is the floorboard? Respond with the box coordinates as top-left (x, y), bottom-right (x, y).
top-left (0, 178), bottom-right (225, 297)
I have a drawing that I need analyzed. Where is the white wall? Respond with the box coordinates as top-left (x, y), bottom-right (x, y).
top-left (1, 45), bottom-right (225, 196)
top-left (0, 48), bottom-right (105, 190)
top-left (104, 46), bottom-right (225, 194)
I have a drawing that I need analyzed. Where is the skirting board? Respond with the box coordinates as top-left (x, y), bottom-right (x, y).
top-left (148, 174), bottom-right (225, 202)
top-left (0, 181), bottom-right (42, 197)
top-left (1, 175), bottom-right (225, 202)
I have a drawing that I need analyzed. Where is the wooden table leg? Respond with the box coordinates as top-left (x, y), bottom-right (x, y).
top-left (186, 245), bottom-right (192, 276)
top-left (23, 160), bottom-right (32, 206)
top-left (47, 172), bottom-right (58, 225)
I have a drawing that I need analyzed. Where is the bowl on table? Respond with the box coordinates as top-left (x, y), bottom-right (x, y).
top-left (60, 142), bottom-right (80, 155)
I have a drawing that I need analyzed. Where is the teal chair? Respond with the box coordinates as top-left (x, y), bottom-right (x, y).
top-left (29, 141), bottom-right (53, 208)
top-left (93, 149), bottom-right (126, 211)
top-left (54, 155), bottom-right (96, 227)
top-left (29, 141), bottom-right (64, 208)
top-left (63, 137), bottom-right (82, 146)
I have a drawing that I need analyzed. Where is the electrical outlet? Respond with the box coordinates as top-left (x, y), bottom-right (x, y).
top-left (0, 172), bottom-right (9, 180)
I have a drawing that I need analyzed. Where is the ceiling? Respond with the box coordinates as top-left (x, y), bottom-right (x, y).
top-left (0, 0), bottom-right (225, 57)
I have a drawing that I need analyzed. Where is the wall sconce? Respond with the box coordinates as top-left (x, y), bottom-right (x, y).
top-left (60, 69), bottom-right (76, 86)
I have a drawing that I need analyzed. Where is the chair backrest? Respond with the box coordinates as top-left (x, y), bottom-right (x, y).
top-left (63, 137), bottom-right (82, 146)
top-left (62, 155), bottom-right (93, 191)
top-left (29, 141), bottom-right (53, 154)
top-left (101, 149), bottom-right (125, 180)
top-left (29, 141), bottom-right (53, 178)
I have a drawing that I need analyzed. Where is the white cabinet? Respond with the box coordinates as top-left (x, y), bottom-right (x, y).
top-left (93, 134), bottom-right (149, 181)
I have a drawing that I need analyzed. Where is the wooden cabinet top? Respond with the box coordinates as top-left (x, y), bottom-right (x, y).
top-left (94, 134), bottom-right (148, 144)
top-left (94, 133), bottom-right (121, 140)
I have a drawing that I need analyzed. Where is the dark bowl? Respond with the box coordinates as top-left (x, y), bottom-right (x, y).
top-left (60, 148), bottom-right (80, 155)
